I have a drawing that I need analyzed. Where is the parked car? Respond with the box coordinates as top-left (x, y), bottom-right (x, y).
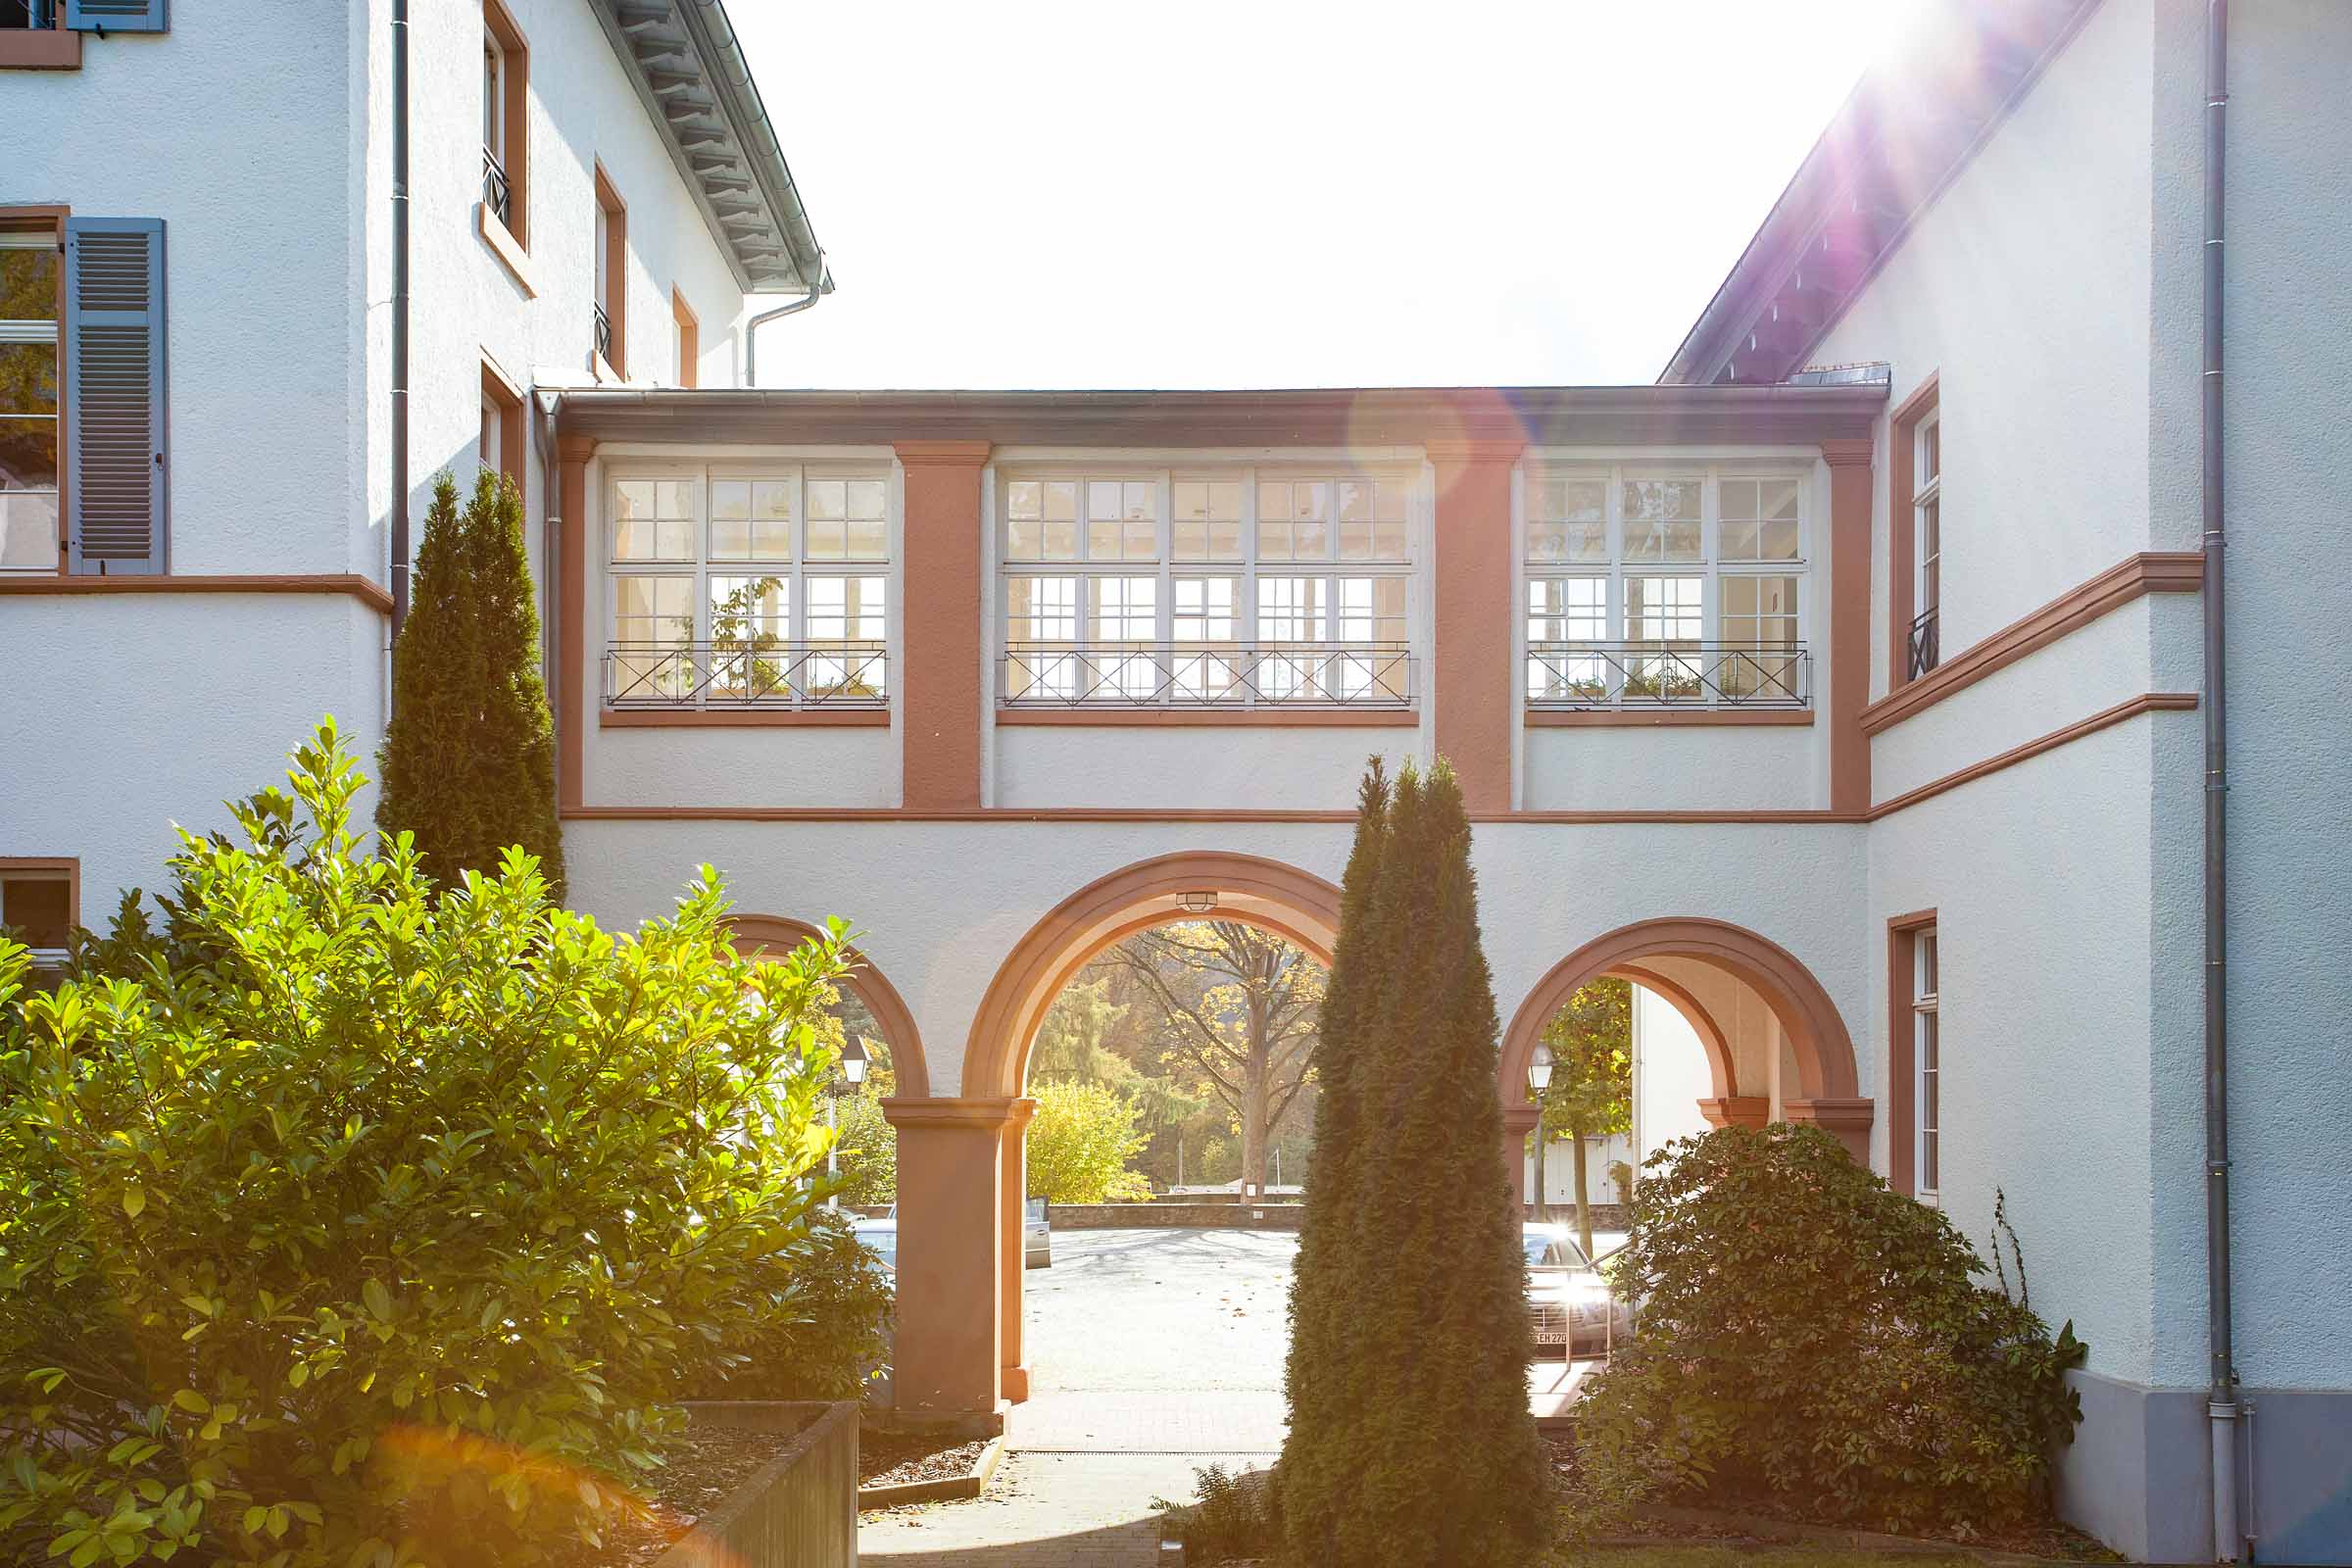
top-left (853, 1202), bottom-right (1051, 1272)
top-left (1025, 1196), bottom-right (1052, 1268)
top-left (851, 1207), bottom-right (897, 1279)
top-left (1523, 1223), bottom-right (1631, 1353)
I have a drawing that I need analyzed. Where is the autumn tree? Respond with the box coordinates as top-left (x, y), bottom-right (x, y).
top-left (1535, 976), bottom-right (1634, 1258)
top-left (1113, 920), bottom-right (1323, 1197)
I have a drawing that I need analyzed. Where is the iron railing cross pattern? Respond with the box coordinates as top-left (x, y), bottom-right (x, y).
top-left (604, 640), bottom-right (889, 709)
top-left (1000, 642), bottom-right (1415, 710)
top-left (1525, 640), bottom-right (1810, 710)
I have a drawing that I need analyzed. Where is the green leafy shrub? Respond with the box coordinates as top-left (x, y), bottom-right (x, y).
top-left (0, 721), bottom-right (861, 1566)
top-left (1577, 1124), bottom-right (2087, 1537)
top-left (1024, 1080), bottom-right (1152, 1202)
top-left (1156, 1463), bottom-right (1282, 1564)
top-left (680, 1212), bottom-right (891, 1403)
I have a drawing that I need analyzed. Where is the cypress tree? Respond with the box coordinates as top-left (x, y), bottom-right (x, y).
top-left (378, 469), bottom-right (566, 899)
top-left (1282, 759), bottom-right (1390, 1522)
top-left (1281, 759), bottom-right (1551, 1566)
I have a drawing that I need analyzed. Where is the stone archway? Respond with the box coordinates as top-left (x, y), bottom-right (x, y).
top-left (1501, 918), bottom-right (1870, 1161)
top-left (729, 912), bottom-right (930, 1098)
top-left (955, 852), bottom-right (1342, 1408)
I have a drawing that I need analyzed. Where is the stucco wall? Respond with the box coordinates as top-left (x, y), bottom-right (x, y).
top-left (994, 726), bottom-right (1417, 812)
top-left (2201, 0), bottom-right (2352, 1402)
top-left (4, 9), bottom-right (361, 576)
top-left (564, 817), bottom-right (1872, 1106)
top-left (1522, 725), bottom-right (1819, 812)
top-left (0, 595), bottom-right (384, 909)
top-left (1811, 0), bottom-right (2159, 698)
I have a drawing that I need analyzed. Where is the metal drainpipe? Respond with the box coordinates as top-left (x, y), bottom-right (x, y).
top-left (388, 0), bottom-right (412, 645)
top-left (742, 256), bottom-right (826, 388)
top-left (2200, 3), bottom-right (2242, 1562)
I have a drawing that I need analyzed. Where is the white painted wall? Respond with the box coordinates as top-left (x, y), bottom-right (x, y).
top-left (2196, 0), bottom-right (2352, 1396)
top-left (1522, 725), bottom-right (1819, 812)
top-left (995, 726), bottom-right (1418, 812)
top-left (0, 595), bottom-right (384, 911)
top-left (1634, 983), bottom-right (1715, 1163)
top-left (564, 816), bottom-right (1872, 1108)
top-left (1811, 0), bottom-right (2160, 699)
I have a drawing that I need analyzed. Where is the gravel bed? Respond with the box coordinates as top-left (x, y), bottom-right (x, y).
top-left (858, 1431), bottom-right (989, 1488)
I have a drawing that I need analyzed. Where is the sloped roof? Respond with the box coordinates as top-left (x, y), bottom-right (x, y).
top-left (586, 0), bottom-right (832, 296)
top-left (1660, 0), bottom-right (2102, 385)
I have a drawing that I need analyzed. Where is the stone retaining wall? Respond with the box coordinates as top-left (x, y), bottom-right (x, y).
top-left (1049, 1202), bottom-right (1306, 1230)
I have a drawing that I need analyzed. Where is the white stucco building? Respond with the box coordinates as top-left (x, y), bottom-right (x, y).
top-left (4, 1), bottom-right (2346, 1561)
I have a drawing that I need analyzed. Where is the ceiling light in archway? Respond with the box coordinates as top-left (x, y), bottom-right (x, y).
top-left (1176, 891), bottom-right (1219, 914)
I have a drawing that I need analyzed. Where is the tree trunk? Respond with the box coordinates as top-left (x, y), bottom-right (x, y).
top-left (1240, 1050), bottom-right (1270, 1199)
top-left (1571, 1131), bottom-right (1594, 1260)
top-left (1530, 1124), bottom-right (1546, 1220)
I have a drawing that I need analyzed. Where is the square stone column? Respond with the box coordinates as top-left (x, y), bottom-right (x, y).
top-left (1428, 439), bottom-right (1525, 813)
top-left (998, 1097), bottom-right (1038, 1402)
top-left (881, 1097), bottom-right (1023, 1429)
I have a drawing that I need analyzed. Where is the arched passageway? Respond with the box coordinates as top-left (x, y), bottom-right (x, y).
top-left (1501, 918), bottom-right (1871, 1168)
top-left (729, 912), bottom-right (930, 1098)
top-left (885, 853), bottom-right (1341, 1425)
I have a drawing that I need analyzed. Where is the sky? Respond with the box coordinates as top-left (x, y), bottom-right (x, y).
top-left (729, 1), bottom-right (1924, 391)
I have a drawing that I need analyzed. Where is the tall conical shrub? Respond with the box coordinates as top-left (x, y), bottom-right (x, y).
top-left (1280, 759), bottom-right (1551, 1565)
top-left (378, 469), bottom-right (565, 898)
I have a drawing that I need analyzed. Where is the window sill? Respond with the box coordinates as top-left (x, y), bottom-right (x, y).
top-left (1525, 709), bottom-right (1812, 727)
top-left (997, 708), bottom-right (1417, 728)
top-left (601, 708), bottom-right (887, 728)
top-left (0, 28), bottom-right (81, 69)
top-left (475, 203), bottom-right (536, 297)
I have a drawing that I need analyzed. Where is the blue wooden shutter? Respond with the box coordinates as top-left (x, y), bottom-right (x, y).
top-left (64, 0), bottom-right (169, 31)
top-left (65, 218), bottom-right (167, 575)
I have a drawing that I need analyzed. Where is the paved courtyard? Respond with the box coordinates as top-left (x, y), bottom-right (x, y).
top-left (859, 1228), bottom-right (1294, 1565)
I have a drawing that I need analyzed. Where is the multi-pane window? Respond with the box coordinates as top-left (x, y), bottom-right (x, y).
top-left (1001, 468), bottom-right (1415, 706)
top-left (607, 466), bottom-right (889, 707)
top-left (0, 225), bottom-right (59, 573)
top-left (1913, 926), bottom-right (1940, 1201)
top-left (1524, 463), bottom-right (1808, 709)
top-left (1911, 413), bottom-right (1941, 677)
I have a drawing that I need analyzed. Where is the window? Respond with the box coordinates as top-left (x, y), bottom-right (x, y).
top-left (592, 165), bottom-right (625, 378)
top-left (480, 0), bottom-right (527, 246)
top-left (0, 221), bottom-right (60, 572)
top-left (671, 287), bottom-right (699, 388)
top-left (1, 1), bottom-right (56, 27)
top-left (1888, 373), bottom-right (1940, 686)
top-left (1524, 464), bottom-right (1807, 708)
top-left (606, 466), bottom-right (888, 708)
top-left (1910, 413), bottom-right (1940, 676)
top-left (1912, 925), bottom-right (1940, 1201)
top-left (1, 859), bottom-right (74, 985)
top-left (999, 468), bottom-right (1415, 707)
top-left (2, 1), bottom-right (163, 30)
top-left (478, 358), bottom-right (521, 497)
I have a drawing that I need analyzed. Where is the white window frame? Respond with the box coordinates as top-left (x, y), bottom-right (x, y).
top-left (603, 462), bottom-right (893, 709)
top-left (0, 226), bottom-right (61, 576)
top-left (1522, 460), bottom-right (1810, 710)
top-left (1911, 411), bottom-right (1941, 675)
top-left (995, 465), bottom-right (1418, 708)
top-left (1913, 926), bottom-right (1940, 1205)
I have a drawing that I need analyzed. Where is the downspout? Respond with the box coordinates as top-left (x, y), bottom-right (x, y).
top-left (2200, 3), bottom-right (2241, 1562)
top-left (741, 255), bottom-right (826, 388)
top-left (388, 0), bottom-right (412, 642)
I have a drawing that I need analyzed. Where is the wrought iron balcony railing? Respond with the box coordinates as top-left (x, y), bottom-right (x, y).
top-left (605, 641), bottom-right (888, 709)
top-left (482, 148), bottom-right (513, 227)
top-left (1002, 642), bottom-right (1415, 709)
top-left (593, 303), bottom-right (614, 366)
top-left (1526, 641), bottom-right (1810, 710)
top-left (1908, 608), bottom-right (1940, 679)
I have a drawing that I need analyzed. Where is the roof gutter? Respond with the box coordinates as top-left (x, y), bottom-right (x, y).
top-left (742, 255), bottom-right (826, 388)
top-left (687, 0), bottom-right (831, 296)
